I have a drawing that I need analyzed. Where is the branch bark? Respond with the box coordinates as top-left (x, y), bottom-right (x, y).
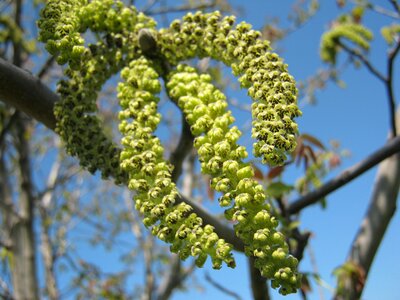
top-left (248, 257), bottom-right (270, 300)
top-left (334, 110), bottom-right (400, 299)
top-left (0, 58), bottom-right (58, 130)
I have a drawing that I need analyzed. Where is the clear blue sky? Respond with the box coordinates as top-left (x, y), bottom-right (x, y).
top-left (45, 1), bottom-right (399, 299)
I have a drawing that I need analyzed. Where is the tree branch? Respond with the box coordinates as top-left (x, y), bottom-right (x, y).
top-left (337, 41), bottom-right (386, 83)
top-left (335, 108), bottom-right (400, 299)
top-left (248, 257), bottom-right (269, 300)
top-left (389, 0), bottom-right (400, 14)
top-left (0, 110), bottom-right (18, 148)
top-left (205, 272), bottom-right (243, 300)
top-left (336, 153), bottom-right (400, 299)
top-left (37, 56), bottom-right (56, 80)
top-left (178, 193), bottom-right (244, 251)
top-left (365, 2), bottom-right (400, 19)
top-left (338, 39), bottom-right (400, 136)
top-left (386, 37), bottom-right (400, 136)
top-left (170, 116), bottom-right (194, 182)
top-left (288, 135), bottom-right (400, 214)
top-left (0, 58), bottom-right (58, 130)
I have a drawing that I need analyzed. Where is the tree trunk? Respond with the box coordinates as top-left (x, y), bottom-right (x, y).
top-left (10, 116), bottom-right (40, 300)
top-left (39, 212), bottom-right (59, 300)
top-left (335, 111), bottom-right (400, 299)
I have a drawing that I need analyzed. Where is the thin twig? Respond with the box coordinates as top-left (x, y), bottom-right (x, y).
top-left (338, 33), bottom-right (399, 136)
top-left (389, 0), bottom-right (400, 14)
top-left (147, 1), bottom-right (216, 15)
top-left (349, 0), bottom-right (400, 19)
top-left (337, 40), bottom-right (386, 83)
top-left (370, 4), bottom-right (399, 19)
top-left (0, 110), bottom-right (18, 146)
top-left (142, 0), bottom-right (159, 14)
top-left (386, 38), bottom-right (400, 137)
top-left (288, 135), bottom-right (400, 214)
top-left (205, 272), bottom-right (242, 300)
top-left (37, 56), bottom-right (55, 80)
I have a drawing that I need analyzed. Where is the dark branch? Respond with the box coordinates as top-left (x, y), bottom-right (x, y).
top-left (177, 193), bottom-right (244, 251)
top-left (248, 257), bottom-right (270, 300)
top-left (0, 58), bottom-right (58, 130)
top-left (389, 0), bottom-right (400, 13)
top-left (169, 116), bottom-right (194, 182)
top-left (386, 38), bottom-right (400, 137)
top-left (288, 135), bottom-right (400, 214)
top-left (337, 40), bottom-right (386, 82)
top-left (37, 56), bottom-right (56, 80)
top-left (275, 198), bottom-right (311, 261)
top-left (0, 110), bottom-right (18, 146)
top-left (337, 40), bottom-right (399, 135)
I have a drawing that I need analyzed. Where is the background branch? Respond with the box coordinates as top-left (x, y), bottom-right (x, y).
top-left (386, 37), bottom-right (400, 136)
top-left (146, 1), bottom-right (217, 15)
top-left (337, 41), bottom-right (386, 83)
top-left (205, 272), bottom-right (243, 300)
top-left (338, 39), bottom-right (400, 136)
top-left (288, 134), bottom-right (400, 214)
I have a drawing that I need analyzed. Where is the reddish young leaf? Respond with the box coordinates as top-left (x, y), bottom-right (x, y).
top-left (295, 142), bottom-right (305, 167)
top-left (304, 144), bottom-right (318, 162)
top-left (252, 164), bottom-right (264, 180)
top-left (207, 182), bottom-right (215, 201)
top-left (301, 274), bottom-right (312, 294)
top-left (336, 0), bottom-right (346, 8)
top-left (329, 153), bottom-right (341, 168)
top-left (301, 133), bottom-right (326, 150)
top-left (267, 165), bottom-right (285, 180)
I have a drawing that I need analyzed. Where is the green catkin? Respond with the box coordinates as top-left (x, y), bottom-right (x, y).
top-left (38, 1), bottom-right (302, 295)
top-left (158, 11), bottom-right (301, 166)
top-left (381, 24), bottom-right (400, 46)
top-left (38, 0), bottom-right (157, 182)
top-left (118, 57), bottom-right (235, 269)
top-left (39, 0), bottom-right (235, 268)
top-left (167, 65), bottom-right (301, 295)
top-left (320, 22), bottom-right (373, 64)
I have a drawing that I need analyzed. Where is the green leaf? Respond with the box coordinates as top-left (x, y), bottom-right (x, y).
top-left (266, 182), bottom-right (294, 198)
